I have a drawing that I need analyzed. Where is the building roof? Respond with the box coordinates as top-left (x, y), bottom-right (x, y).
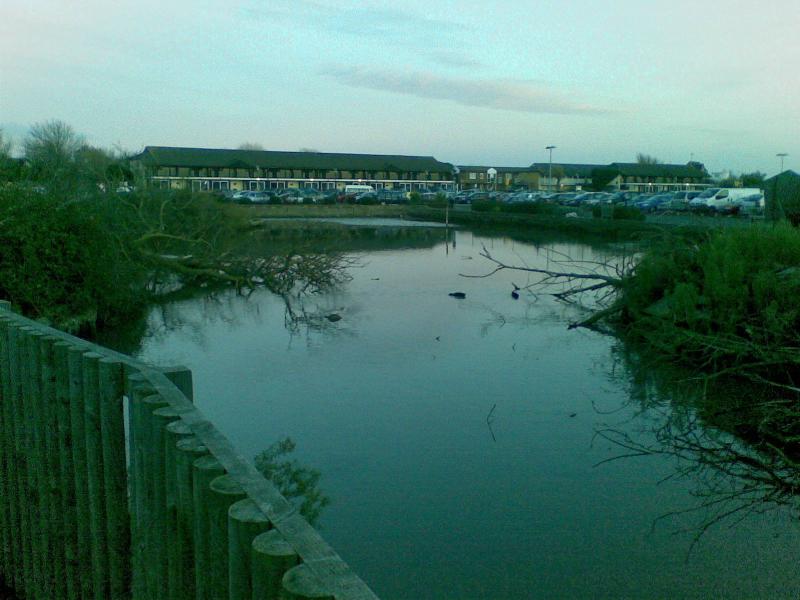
top-left (530, 163), bottom-right (603, 177)
top-left (457, 165), bottom-right (537, 173)
top-left (764, 169), bottom-right (800, 184)
top-left (607, 162), bottom-right (706, 179)
top-left (132, 146), bottom-right (454, 173)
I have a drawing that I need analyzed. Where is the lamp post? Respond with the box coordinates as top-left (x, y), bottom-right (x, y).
top-left (545, 146), bottom-right (556, 191)
top-left (777, 153), bottom-right (788, 172)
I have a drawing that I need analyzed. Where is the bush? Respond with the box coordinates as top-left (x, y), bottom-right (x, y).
top-left (0, 187), bottom-right (145, 330)
top-left (620, 224), bottom-right (800, 368)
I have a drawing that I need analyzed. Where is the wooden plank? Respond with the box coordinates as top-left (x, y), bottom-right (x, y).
top-left (163, 419), bottom-right (192, 600)
top-left (191, 455), bottom-right (225, 600)
top-left (207, 474), bottom-right (246, 599)
top-left (174, 437), bottom-right (207, 600)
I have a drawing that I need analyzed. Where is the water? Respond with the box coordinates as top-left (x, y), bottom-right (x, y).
top-left (112, 228), bottom-right (800, 599)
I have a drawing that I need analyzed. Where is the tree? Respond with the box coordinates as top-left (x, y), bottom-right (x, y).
top-left (550, 165), bottom-right (565, 190)
top-left (237, 142), bottom-right (264, 150)
top-left (23, 120), bottom-right (85, 183)
top-left (636, 153), bottom-right (661, 165)
top-left (741, 171), bottom-right (765, 187)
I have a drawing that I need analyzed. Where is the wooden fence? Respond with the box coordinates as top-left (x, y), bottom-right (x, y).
top-left (0, 302), bottom-right (379, 600)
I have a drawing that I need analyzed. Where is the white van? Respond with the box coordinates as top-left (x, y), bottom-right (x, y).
top-left (344, 184), bottom-right (375, 195)
top-left (706, 188), bottom-right (763, 212)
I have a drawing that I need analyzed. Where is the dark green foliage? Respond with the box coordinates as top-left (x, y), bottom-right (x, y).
top-left (619, 224), bottom-right (800, 372)
top-left (253, 438), bottom-right (330, 525)
top-left (0, 186), bottom-right (145, 331)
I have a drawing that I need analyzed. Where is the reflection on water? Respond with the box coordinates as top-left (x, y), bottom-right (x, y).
top-left (599, 344), bottom-right (800, 551)
top-left (102, 226), bottom-right (800, 599)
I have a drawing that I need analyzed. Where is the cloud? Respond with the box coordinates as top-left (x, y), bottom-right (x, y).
top-left (323, 66), bottom-right (613, 116)
top-left (426, 50), bottom-right (486, 69)
top-left (242, 1), bottom-right (465, 40)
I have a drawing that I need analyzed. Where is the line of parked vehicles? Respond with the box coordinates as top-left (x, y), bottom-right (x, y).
top-left (451, 187), bottom-right (765, 215)
top-left (221, 184), bottom-right (448, 205)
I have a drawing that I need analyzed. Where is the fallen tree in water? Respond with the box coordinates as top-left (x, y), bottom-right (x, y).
top-left (470, 224), bottom-right (800, 381)
top-left (0, 186), bottom-right (353, 333)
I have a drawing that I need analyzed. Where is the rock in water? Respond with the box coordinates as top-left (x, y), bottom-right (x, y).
top-left (325, 313), bottom-right (342, 322)
top-left (511, 290), bottom-right (519, 300)
top-left (448, 292), bottom-right (466, 299)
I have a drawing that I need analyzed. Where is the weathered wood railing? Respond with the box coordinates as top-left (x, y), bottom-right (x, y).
top-left (0, 302), bottom-right (379, 599)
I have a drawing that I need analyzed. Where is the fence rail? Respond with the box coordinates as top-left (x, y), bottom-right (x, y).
top-left (0, 302), bottom-right (379, 600)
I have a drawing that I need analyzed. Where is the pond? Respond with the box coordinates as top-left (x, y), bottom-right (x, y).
top-left (104, 226), bottom-right (800, 599)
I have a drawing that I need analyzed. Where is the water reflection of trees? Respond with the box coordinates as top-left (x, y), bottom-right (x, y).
top-left (598, 344), bottom-right (800, 549)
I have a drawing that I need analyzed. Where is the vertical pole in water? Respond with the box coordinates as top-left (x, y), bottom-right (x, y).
top-left (206, 474), bottom-right (246, 599)
top-left (251, 530), bottom-right (299, 600)
top-left (227, 498), bottom-right (270, 600)
top-left (82, 351), bottom-right (109, 600)
top-left (192, 456), bottom-right (225, 600)
top-left (98, 357), bottom-right (129, 599)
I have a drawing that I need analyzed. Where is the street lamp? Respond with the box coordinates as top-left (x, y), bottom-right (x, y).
top-left (545, 146), bottom-right (556, 191)
top-left (777, 153), bottom-right (788, 172)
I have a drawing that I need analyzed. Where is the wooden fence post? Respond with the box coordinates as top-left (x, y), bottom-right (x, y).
top-left (138, 394), bottom-right (170, 599)
top-left (0, 318), bottom-right (19, 590)
top-left (22, 329), bottom-right (50, 598)
top-left (191, 456), bottom-right (225, 600)
top-left (206, 474), bottom-right (246, 599)
top-left (251, 530), bottom-right (299, 600)
top-left (126, 376), bottom-right (155, 599)
top-left (98, 357), bottom-right (129, 599)
top-left (82, 351), bottom-right (110, 600)
top-left (281, 564), bottom-right (335, 600)
top-left (164, 419), bottom-right (193, 600)
top-left (227, 499), bottom-right (270, 600)
top-left (53, 341), bottom-right (80, 600)
top-left (39, 335), bottom-right (66, 600)
top-left (174, 437), bottom-right (208, 600)
top-left (67, 345), bottom-right (94, 600)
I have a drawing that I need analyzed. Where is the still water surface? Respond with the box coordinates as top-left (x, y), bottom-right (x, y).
top-left (115, 228), bottom-right (799, 599)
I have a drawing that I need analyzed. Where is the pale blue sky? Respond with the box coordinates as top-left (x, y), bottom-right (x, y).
top-left (1, 0), bottom-right (798, 174)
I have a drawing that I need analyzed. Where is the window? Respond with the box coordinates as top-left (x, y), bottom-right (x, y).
top-left (469, 173), bottom-right (476, 180)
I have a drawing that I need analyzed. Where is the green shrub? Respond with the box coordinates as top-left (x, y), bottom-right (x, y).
top-left (620, 224), bottom-right (800, 367)
top-left (0, 187), bottom-right (145, 330)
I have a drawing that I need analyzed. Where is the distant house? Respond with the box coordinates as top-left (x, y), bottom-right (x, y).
top-left (129, 146), bottom-right (455, 192)
top-left (531, 163), bottom-right (603, 191)
top-left (592, 162), bottom-right (708, 192)
top-left (764, 170), bottom-right (800, 223)
top-left (456, 165), bottom-right (541, 190)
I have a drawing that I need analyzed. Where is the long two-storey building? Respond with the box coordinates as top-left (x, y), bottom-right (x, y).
top-left (130, 146), bottom-right (456, 192)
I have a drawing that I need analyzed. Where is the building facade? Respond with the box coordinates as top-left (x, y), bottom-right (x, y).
top-left (591, 162), bottom-right (709, 192)
top-left (130, 147), bottom-right (456, 192)
top-left (456, 165), bottom-right (541, 190)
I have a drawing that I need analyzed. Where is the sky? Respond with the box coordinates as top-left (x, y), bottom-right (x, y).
top-left (1, 0), bottom-right (798, 175)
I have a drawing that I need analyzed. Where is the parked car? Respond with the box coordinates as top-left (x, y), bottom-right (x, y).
top-left (706, 188), bottom-right (763, 213)
top-left (734, 193), bottom-right (765, 215)
top-left (689, 188), bottom-right (721, 211)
